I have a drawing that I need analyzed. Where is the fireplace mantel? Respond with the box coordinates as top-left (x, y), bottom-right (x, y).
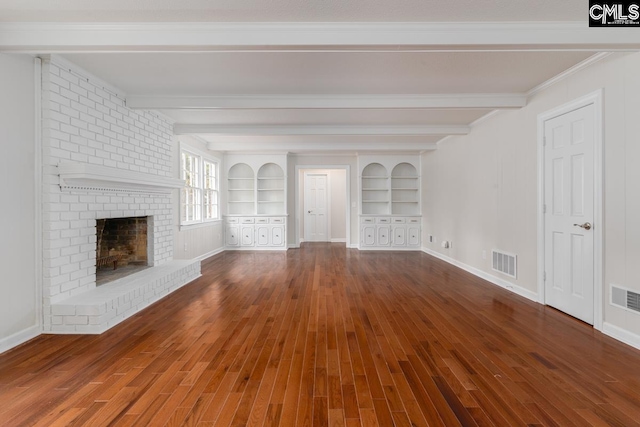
top-left (58, 162), bottom-right (184, 194)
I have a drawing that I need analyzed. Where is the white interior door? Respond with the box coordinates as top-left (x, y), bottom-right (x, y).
top-left (304, 173), bottom-right (328, 242)
top-left (544, 104), bottom-right (595, 325)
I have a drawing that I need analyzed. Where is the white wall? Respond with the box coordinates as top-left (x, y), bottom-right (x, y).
top-left (0, 54), bottom-right (38, 350)
top-left (298, 168), bottom-right (347, 242)
top-left (173, 136), bottom-right (225, 260)
top-left (422, 52), bottom-right (640, 343)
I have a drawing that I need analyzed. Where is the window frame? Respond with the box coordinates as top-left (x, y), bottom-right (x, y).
top-left (179, 144), bottom-right (220, 228)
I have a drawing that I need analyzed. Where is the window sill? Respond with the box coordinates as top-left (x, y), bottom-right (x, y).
top-left (179, 219), bottom-right (222, 231)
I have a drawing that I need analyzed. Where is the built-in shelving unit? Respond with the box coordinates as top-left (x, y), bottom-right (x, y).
top-left (358, 155), bottom-right (422, 250)
top-left (361, 163), bottom-right (390, 215)
top-left (257, 163), bottom-right (285, 215)
top-left (391, 163), bottom-right (419, 215)
top-left (224, 154), bottom-right (288, 251)
top-left (227, 163), bottom-right (255, 215)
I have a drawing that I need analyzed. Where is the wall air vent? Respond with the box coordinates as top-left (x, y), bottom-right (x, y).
top-left (611, 285), bottom-right (640, 314)
top-left (492, 250), bottom-right (517, 279)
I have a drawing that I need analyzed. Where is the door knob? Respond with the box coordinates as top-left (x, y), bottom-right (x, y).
top-left (573, 222), bottom-right (592, 230)
top-left (308, 210), bottom-right (312, 213)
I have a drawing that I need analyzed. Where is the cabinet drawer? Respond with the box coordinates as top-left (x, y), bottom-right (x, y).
top-left (241, 217), bottom-right (255, 224)
top-left (392, 218), bottom-right (406, 224)
top-left (225, 217), bottom-right (239, 224)
top-left (361, 217), bottom-right (374, 224)
top-left (270, 217), bottom-right (285, 224)
top-left (376, 217), bottom-right (391, 224)
top-left (256, 218), bottom-right (269, 224)
top-left (407, 218), bottom-right (420, 224)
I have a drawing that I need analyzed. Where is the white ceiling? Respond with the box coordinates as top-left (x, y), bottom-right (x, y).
top-left (63, 52), bottom-right (594, 96)
top-left (0, 0), bottom-right (618, 153)
top-left (0, 0), bottom-right (585, 22)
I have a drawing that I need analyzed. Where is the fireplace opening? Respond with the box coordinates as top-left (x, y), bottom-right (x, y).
top-left (96, 216), bottom-right (150, 286)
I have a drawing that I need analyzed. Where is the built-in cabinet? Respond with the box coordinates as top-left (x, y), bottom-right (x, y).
top-left (359, 155), bottom-right (421, 250)
top-left (224, 154), bottom-right (288, 250)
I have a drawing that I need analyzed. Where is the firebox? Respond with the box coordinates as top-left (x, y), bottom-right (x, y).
top-left (96, 216), bottom-right (150, 285)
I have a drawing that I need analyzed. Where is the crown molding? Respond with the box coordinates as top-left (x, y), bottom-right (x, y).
top-left (174, 124), bottom-right (469, 136)
top-left (527, 52), bottom-right (613, 96)
top-left (129, 94), bottom-right (526, 110)
top-left (58, 162), bottom-right (184, 194)
top-left (1, 22), bottom-right (640, 52)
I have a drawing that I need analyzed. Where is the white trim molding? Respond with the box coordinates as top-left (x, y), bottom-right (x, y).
top-left (58, 161), bottom-right (185, 194)
top-left (2, 22), bottom-right (640, 52)
top-left (537, 89), bottom-right (604, 331)
top-left (34, 56), bottom-right (43, 334)
top-left (194, 247), bottom-right (225, 262)
top-left (422, 247), bottom-right (539, 302)
top-left (0, 325), bottom-right (41, 355)
top-left (602, 322), bottom-right (640, 351)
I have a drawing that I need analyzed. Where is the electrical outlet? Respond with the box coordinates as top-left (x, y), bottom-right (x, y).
top-left (482, 250), bottom-right (487, 259)
top-left (184, 243), bottom-right (187, 251)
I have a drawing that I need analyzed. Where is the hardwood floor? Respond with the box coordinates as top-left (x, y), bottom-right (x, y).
top-left (1, 243), bottom-right (640, 426)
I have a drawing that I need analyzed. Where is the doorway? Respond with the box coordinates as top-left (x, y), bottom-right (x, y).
top-left (296, 166), bottom-right (350, 247)
top-left (538, 90), bottom-right (603, 328)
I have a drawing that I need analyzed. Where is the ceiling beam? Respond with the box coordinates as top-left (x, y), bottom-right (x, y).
top-left (205, 140), bottom-right (438, 153)
top-left (129, 94), bottom-right (526, 110)
top-left (174, 124), bottom-right (469, 136)
top-left (1, 22), bottom-right (640, 52)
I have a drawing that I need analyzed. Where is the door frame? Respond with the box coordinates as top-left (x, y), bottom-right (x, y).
top-left (303, 172), bottom-right (330, 242)
top-left (295, 165), bottom-right (351, 248)
top-left (537, 89), bottom-right (603, 331)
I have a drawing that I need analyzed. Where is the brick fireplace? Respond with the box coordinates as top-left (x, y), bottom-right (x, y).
top-left (41, 57), bottom-right (201, 334)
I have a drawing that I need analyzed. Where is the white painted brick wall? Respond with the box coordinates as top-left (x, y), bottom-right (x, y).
top-left (42, 58), bottom-right (177, 331)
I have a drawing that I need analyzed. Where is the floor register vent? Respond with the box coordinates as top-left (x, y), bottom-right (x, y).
top-left (492, 250), bottom-right (517, 279)
top-left (611, 285), bottom-right (640, 314)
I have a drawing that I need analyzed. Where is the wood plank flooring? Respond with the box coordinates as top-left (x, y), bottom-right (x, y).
top-left (1, 243), bottom-right (640, 426)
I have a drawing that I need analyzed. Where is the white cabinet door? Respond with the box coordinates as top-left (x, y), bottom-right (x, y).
top-left (408, 226), bottom-right (420, 246)
top-left (271, 225), bottom-right (284, 247)
top-left (256, 225), bottom-right (269, 246)
top-left (362, 225), bottom-right (376, 246)
top-left (392, 225), bottom-right (406, 246)
top-left (226, 225), bottom-right (239, 246)
top-left (377, 226), bottom-right (390, 246)
top-left (241, 225), bottom-right (254, 246)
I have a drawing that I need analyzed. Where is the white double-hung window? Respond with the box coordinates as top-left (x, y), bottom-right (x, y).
top-left (180, 148), bottom-right (219, 225)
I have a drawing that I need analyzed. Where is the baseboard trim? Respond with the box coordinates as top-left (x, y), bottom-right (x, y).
top-left (194, 247), bottom-right (225, 262)
top-left (330, 238), bottom-right (347, 243)
top-left (422, 247), bottom-right (538, 302)
top-left (0, 325), bottom-right (41, 355)
top-left (602, 322), bottom-right (640, 351)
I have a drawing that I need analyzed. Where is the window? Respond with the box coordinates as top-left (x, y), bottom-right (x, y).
top-left (180, 149), bottom-right (219, 225)
top-left (203, 159), bottom-right (219, 220)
